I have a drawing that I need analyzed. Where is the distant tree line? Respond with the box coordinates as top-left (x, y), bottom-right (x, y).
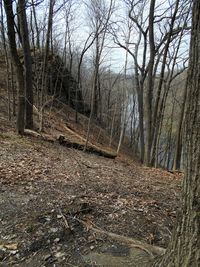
top-left (0, 0), bottom-right (192, 170)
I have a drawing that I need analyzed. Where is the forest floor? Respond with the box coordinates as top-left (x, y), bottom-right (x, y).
top-left (0, 115), bottom-right (182, 266)
top-left (0, 57), bottom-right (183, 266)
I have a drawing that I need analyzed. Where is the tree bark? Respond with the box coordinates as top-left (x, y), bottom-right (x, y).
top-left (145, 0), bottom-right (156, 166)
top-left (0, 1), bottom-right (11, 120)
top-left (40, 0), bottom-right (55, 131)
top-left (153, 0), bottom-right (200, 265)
top-left (151, 0), bottom-right (180, 166)
top-left (3, 0), bottom-right (25, 134)
top-left (18, 0), bottom-right (33, 129)
top-left (173, 78), bottom-right (188, 170)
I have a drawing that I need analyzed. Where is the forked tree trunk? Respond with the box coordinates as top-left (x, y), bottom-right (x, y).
top-left (153, 0), bottom-right (200, 265)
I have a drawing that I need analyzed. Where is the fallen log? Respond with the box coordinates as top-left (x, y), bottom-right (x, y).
top-left (24, 129), bottom-right (55, 142)
top-left (23, 130), bottom-right (116, 159)
top-left (57, 135), bottom-right (117, 159)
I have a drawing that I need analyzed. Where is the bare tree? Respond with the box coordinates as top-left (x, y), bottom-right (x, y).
top-left (18, 0), bottom-right (34, 129)
top-left (40, 0), bottom-right (55, 131)
top-left (31, 0), bottom-right (40, 49)
top-left (114, 0), bottom-right (190, 166)
top-left (153, 0), bottom-right (200, 265)
top-left (86, 0), bottom-right (115, 121)
top-left (3, 0), bottom-right (25, 134)
top-left (0, 1), bottom-right (11, 120)
top-left (84, 0), bottom-right (115, 149)
top-left (173, 78), bottom-right (187, 170)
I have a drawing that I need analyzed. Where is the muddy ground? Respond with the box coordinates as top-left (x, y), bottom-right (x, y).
top-left (0, 119), bottom-right (182, 266)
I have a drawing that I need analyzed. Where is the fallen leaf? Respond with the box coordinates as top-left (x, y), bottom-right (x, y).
top-left (0, 243), bottom-right (18, 250)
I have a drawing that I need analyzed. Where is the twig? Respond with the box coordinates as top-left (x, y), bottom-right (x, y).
top-left (58, 208), bottom-right (70, 230)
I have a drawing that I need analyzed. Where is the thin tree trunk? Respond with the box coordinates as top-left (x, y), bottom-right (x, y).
top-left (145, 0), bottom-right (156, 166)
top-left (84, 74), bottom-right (95, 151)
top-left (93, 33), bottom-right (100, 119)
top-left (151, 0), bottom-right (180, 155)
top-left (18, 0), bottom-right (33, 129)
top-left (109, 102), bottom-right (117, 147)
top-left (136, 85), bottom-right (145, 162)
top-left (10, 62), bottom-right (16, 117)
top-left (173, 78), bottom-right (188, 170)
top-left (3, 0), bottom-right (25, 134)
top-left (0, 1), bottom-right (11, 120)
top-left (31, 0), bottom-right (40, 49)
top-left (40, 0), bottom-right (55, 131)
top-left (134, 31), bottom-right (145, 163)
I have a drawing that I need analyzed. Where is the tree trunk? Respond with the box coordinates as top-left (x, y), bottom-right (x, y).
top-left (151, 0), bottom-right (180, 162)
top-left (3, 0), bottom-right (25, 134)
top-left (31, 0), bottom-right (40, 49)
top-left (173, 78), bottom-right (188, 170)
top-left (153, 0), bottom-right (200, 265)
top-left (10, 62), bottom-right (16, 117)
top-left (40, 0), bottom-right (55, 131)
top-left (136, 85), bottom-right (145, 163)
top-left (145, 0), bottom-right (156, 166)
top-left (93, 34), bottom-right (100, 119)
top-left (18, 0), bottom-right (33, 129)
top-left (0, 1), bottom-right (11, 120)
top-left (84, 71), bottom-right (95, 151)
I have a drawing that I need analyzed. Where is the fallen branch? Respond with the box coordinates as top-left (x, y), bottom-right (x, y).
top-left (75, 218), bottom-right (166, 257)
top-left (24, 129), bottom-right (55, 142)
top-left (23, 126), bottom-right (116, 159)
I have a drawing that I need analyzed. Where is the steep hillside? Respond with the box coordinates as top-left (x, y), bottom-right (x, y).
top-left (0, 53), bottom-right (131, 160)
top-left (0, 126), bottom-right (182, 266)
top-left (0, 58), bottom-right (182, 266)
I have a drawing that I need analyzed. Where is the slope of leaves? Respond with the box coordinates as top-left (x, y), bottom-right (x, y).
top-left (0, 126), bottom-right (182, 266)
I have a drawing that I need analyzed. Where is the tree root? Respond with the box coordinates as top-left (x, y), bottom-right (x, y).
top-left (77, 218), bottom-right (166, 257)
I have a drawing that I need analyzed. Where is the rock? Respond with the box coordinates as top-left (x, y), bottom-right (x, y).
top-left (54, 238), bottom-right (60, 243)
